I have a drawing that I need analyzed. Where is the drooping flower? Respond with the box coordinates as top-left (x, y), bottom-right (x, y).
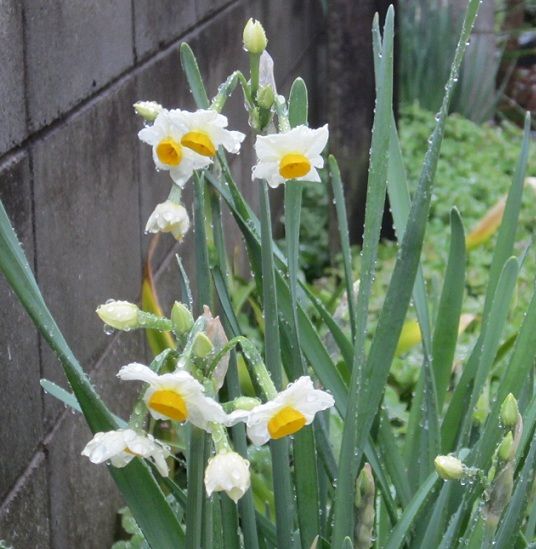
top-left (252, 124), bottom-right (329, 188)
top-left (81, 429), bottom-right (169, 476)
top-left (174, 109), bottom-right (245, 157)
top-left (138, 109), bottom-right (211, 187)
top-left (117, 363), bottom-right (228, 431)
top-left (204, 451), bottom-right (251, 502)
top-left (96, 300), bottom-right (140, 331)
top-left (246, 376), bottom-right (335, 446)
top-left (145, 200), bottom-right (190, 241)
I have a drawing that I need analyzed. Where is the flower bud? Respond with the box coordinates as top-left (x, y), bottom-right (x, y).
top-left (133, 101), bottom-right (163, 122)
top-left (256, 84), bottom-right (274, 110)
top-left (204, 451), bottom-right (251, 502)
top-left (230, 396), bottom-right (261, 411)
top-left (171, 302), bottom-right (194, 335)
top-left (243, 18), bottom-right (267, 54)
top-left (192, 332), bottom-right (213, 358)
top-left (96, 300), bottom-right (139, 331)
top-left (500, 393), bottom-right (519, 428)
top-left (498, 431), bottom-right (515, 461)
top-left (434, 455), bottom-right (464, 480)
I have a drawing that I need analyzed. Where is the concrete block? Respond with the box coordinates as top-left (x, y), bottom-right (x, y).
top-left (32, 78), bottom-right (142, 428)
top-left (133, 0), bottom-right (197, 59)
top-left (196, 0), bottom-right (236, 21)
top-left (24, 0), bottom-right (134, 132)
top-left (192, 2), bottom-right (247, 99)
top-left (0, 1), bottom-right (26, 155)
top-left (0, 153), bottom-right (43, 501)
top-left (45, 331), bottom-right (144, 549)
top-left (258, 0), bottom-right (320, 86)
top-left (0, 452), bottom-right (51, 548)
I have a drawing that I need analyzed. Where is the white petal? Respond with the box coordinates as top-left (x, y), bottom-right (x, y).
top-left (224, 409), bottom-right (251, 426)
top-left (138, 126), bottom-right (163, 145)
top-left (117, 363), bottom-right (159, 384)
top-left (254, 134), bottom-right (286, 161)
top-left (303, 124), bottom-right (329, 156)
top-left (110, 453), bottom-right (134, 468)
top-left (82, 430), bottom-right (128, 463)
top-left (246, 401), bottom-right (281, 446)
top-left (252, 160), bottom-right (279, 181)
top-left (297, 167), bottom-right (321, 183)
top-left (219, 129), bottom-right (246, 154)
top-left (187, 395), bottom-right (228, 431)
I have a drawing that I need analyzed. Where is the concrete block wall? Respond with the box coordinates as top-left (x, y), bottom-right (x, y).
top-left (0, 1), bottom-right (322, 547)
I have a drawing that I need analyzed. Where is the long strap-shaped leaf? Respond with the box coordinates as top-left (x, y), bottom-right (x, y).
top-left (0, 201), bottom-right (184, 547)
top-left (332, 8), bottom-right (394, 542)
top-left (285, 77), bottom-right (321, 548)
top-left (331, 1), bottom-right (481, 543)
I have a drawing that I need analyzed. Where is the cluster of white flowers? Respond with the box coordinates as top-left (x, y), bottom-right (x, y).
top-left (83, 356), bottom-right (333, 501)
top-left (136, 96), bottom-right (328, 241)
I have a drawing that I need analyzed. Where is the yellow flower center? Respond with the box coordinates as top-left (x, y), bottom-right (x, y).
top-left (267, 406), bottom-right (306, 439)
top-left (156, 138), bottom-right (183, 166)
top-left (181, 131), bottom-right (216, 157)
top-left (149, 390), bottom-right (188, 422)
top-left (279, 153), bottom-right (311, 179)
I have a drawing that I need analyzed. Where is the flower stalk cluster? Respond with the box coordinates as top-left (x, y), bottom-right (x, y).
top-left (85, 299), bottom-right (334, 501)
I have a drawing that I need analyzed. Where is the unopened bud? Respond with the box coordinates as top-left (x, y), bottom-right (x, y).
top-left (133, 101), bottom-right (162, 122)
top-left (171, 302), bottom-right (194, 335)
top-left (232, 396), bottom-right (261, 411)
top-left (243, 18), bottom-right (267, 54)
top-left (96, 300), bottom-right (139, 331)
top-left (500, 393), bottom-right (519, 428)
top-left (192, 332), bottom-right (213, 358)
top-left (256, 84), bottom-right (274, 109)
top-left (434, 455), bottom-right (464, 480)
top-left (498, 432), bottom-right (515, 461)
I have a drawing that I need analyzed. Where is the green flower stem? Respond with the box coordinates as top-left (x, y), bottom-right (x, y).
top-left (137, 311), bottom-right (173, 332)
top-left (210, 422), bottom-right (232, 454)
top-left (249, 53), bottom-right (261, 101)
top-left (168, 183), bottom-right (182, 204)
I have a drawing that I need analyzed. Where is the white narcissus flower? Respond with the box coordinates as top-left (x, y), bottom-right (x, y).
top-left (174, 109), bottom-right (245, 157)
top-left (117, 363), bottom-right (228, 431)
top-left (138, 109), bottom-right (211, 187)
top-left (246, 376), bottom-right (335, 446)
top-left (252, 124), bottom-right (329, 188)
top-left (81, 429), bottom-right (169, 476)
top-left (145, 200), bottom-right (190, 241)
top-left (204, 451), bottom-right (251, 502)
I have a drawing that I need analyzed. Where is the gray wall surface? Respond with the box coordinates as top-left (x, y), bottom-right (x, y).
top-left (0, 1), bottom-right (322, 547)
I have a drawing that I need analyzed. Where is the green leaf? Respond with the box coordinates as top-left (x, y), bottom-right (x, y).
top-left (285, 79), bottom-right (320, 549)
top-left (432, 208), bottom-right (466, 408)
top-left (332, 8), bottom-right (394, 543)
top-left (482, 113), bottom-right (531, 320)
top-left (328, 155), bottom-right (356, 341)
top-left (332, 0), bottom-right (482, 543)
top-left (258, 179), bottom-right (295, 548)
top-left (0, 199), bottom-right (184, 548)
top-left (384, 473), bottom-right (438, 549)
top-left (442, 257), bottom-right (519, 451)
top-left (180, 42), bottom-right (210, 109)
